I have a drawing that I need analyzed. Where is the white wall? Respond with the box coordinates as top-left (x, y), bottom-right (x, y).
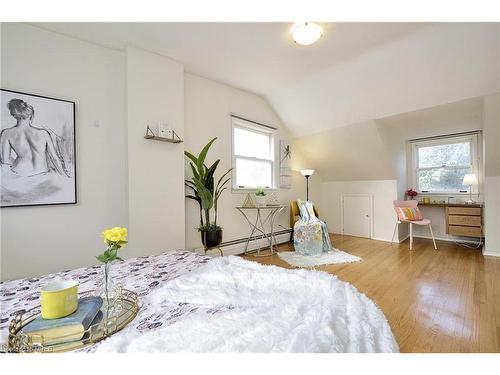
top-left (0, 24), bottom-right (323, 279)
top-left (483, 93), bottom-right (500, 257)
top-left (184, 74), bottom-right (322, 251)
top-left (1, 26), bottom-right (188, 280)
top-left (1, 24), bottom-right (128, 279)
top-left (376, 97), bottom-right (484, 241)
top-left (126, 47), bottom-right (185, 256)
top-left (322, 180), bottom-right (398, 242)
top-left (295, 120), bottom-right (396, 182)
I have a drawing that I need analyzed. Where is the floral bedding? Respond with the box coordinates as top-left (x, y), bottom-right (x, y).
top-left (0, 250), bottom-right (210, 352)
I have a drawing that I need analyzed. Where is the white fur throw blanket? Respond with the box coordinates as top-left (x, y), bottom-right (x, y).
top-left (96, 256), bottom-right (399, 353)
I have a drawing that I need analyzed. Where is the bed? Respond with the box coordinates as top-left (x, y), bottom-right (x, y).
top-left (0, 250), bottom-right (399, 353)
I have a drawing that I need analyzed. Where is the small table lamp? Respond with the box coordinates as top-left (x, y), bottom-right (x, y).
top-left (462, 173), bottom-right (478, 204)
top-left (300, 169), bottom-right (315, 201)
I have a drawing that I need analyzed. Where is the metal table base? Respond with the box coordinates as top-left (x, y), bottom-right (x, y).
top-left (236, 205), bottom-right (285, 256)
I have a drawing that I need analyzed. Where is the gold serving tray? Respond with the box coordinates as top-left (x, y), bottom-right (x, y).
top-left (8, 289), bottom-right (139, 353)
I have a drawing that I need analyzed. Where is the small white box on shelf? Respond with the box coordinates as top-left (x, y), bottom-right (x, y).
top-left (158, 121), bottom-right (173, 139)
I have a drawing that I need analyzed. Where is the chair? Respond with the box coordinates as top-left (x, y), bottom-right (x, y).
top-left (289, 200), bottom-right (319, 242)
top-left (391, 200), bottom-right (437, 251)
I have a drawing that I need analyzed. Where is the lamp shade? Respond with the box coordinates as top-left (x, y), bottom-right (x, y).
top-left (462, 173), bottom-right (478, 186)
top-left (300, 169), bottom-right (315, 177)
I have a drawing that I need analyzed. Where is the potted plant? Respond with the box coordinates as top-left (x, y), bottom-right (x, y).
top-left (255, 187), bottom-right (266, 206)
top-left (184, 138), bottom-right (231, 248)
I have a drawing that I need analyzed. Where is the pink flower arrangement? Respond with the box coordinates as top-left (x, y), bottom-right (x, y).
top-left (406, 188), bottom-right (418, 200)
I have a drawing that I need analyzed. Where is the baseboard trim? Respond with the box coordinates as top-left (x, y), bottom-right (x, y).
top-left (194, 232), bottom-right (292, 256)
top-left (412, 234), bottom-right (481, 245)
top-left (331, 233), bottom-right (403, 243)
top-left (372, 237), bottom-right (396, 243)
top-left (482, 251), bottom-right (500, 258)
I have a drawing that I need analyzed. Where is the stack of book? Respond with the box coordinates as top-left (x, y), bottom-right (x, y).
top-left (21, 296), bottom-right (103, 351)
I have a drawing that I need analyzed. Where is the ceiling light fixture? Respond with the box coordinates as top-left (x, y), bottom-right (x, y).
top-left (292, 22), bottom-right (323, 45)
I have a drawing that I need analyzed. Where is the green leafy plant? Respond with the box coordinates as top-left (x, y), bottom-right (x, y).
top-left (185, 138), bottom-right (232, 231)
top-left (255, 187), bottom-right (266, 197)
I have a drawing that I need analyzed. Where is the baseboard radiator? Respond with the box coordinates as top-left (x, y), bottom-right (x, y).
top-left (220, 228), bottom-right (292, 247)
top-left (195, 228), bottom-right (292, 256)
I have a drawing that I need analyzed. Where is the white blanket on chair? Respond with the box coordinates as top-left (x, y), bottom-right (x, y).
top-left (95, 256), bottom-right (398, 353)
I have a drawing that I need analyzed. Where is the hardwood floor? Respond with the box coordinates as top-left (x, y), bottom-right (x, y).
top-left (242, 234), bottom-right (500, 353)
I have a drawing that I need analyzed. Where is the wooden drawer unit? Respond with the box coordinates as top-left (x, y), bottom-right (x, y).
top-left (447, 207), bottom-right (481, 216)
top-left (448, 225), bottom-right (482, 237)
top-left (446, 205), bottom-right (483, 238)
top-left (448, 215), bottom-right (481, 227)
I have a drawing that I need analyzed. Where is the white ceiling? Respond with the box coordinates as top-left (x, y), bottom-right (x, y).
top-left (34, 22), bottom-right (499, 136)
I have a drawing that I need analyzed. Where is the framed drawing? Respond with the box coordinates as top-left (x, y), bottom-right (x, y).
top-left (0, 89), bottom-right (76, 207)
top-left (279, 140), bottom-right (291, 189)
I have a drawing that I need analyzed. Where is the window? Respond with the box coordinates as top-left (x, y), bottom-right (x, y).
top-left (410, 133), bottom-right (480, 194)
top-left (232, 116), bottom-right (275, 189)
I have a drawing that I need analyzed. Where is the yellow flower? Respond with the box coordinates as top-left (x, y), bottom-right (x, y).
top-left (102, 227), bottom-right (128, 245)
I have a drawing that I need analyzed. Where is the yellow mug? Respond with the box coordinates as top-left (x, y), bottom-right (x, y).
top-left (41, 280), bottom-right (79, 319)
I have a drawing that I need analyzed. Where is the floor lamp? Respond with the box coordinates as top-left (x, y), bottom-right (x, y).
top-left (300, 169), bottom-right (315, 201)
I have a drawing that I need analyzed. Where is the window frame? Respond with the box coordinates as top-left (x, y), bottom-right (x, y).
top-left (409, 134), bottom-right (480, 195)
top-left (231, 117), bottom-right (276, 191)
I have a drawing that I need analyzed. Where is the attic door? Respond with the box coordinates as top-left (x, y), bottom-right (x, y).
top-left (341, 194), bottom-right (372, 239)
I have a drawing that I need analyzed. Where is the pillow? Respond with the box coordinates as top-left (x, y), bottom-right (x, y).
top-left (395, 207), bottom-right (423, 221)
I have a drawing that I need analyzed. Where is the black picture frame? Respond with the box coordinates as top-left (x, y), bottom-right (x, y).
top-left (0, 89), bottom-right (77, 208)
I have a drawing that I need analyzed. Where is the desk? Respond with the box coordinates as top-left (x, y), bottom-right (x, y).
top-left (236, 205), bottom-right (285, 256)
top-left (418, 202), bottom-right (484, 238)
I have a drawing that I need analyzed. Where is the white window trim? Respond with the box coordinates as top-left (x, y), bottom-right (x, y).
top-left (409, 133), bottom-right (481, 196)
top-left (231, 117), bottom-right (276, 191)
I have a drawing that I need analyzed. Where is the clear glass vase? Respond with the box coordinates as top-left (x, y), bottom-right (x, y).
top-left (96, 262), bottom-right (123, 320)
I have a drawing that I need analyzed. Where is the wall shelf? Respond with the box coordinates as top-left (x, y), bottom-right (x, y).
top-left (144, 125), bottom-right (183, 143)
top-left (144, 135), bottom-right (183, 143)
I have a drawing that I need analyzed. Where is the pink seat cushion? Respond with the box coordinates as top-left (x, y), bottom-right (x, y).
top-left (411, 219), bottom-right (431, 225)
top-left (395, 206), bottom-right (424, 221)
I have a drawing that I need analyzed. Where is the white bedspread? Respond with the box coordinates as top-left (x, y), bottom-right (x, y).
top-left (95, 256), bottom-right (399, 353)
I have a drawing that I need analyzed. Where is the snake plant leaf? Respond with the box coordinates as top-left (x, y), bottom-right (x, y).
top-left (216, 187), bottom-right (227, 200)
top-left (184, 150), bottom-right (198, 165)
top-left (189, 162), bottom-right (200, 180)
top-left (185, 180), bottom-right (199, 191)
top-left (196, 138), bottom-right (217, 173)
top-left (186, 195), bottom-right (202, 207)
top-left (205, 160), bottom-right (220, 193)
top-left (216, 177), bottom-right (231, 195)
top-left (205, 176), bottom-right (214, 194)
top-left (193, 177), bottom-right (214, 210)
top-left (216, 168), bottom-right (232, 189)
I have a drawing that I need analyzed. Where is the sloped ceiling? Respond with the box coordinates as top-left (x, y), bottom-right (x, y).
top-left (271, 23), bottom-right (499, 136)
top-left (28, 22), bottom-right (500, 182)
top-left (33, 22), bottom-right (499, 137)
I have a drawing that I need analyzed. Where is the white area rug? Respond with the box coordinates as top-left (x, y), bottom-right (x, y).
top-left (278, 249), bottom-right (362, 267)
top-left (96, 256), bottom-right (397, 352)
